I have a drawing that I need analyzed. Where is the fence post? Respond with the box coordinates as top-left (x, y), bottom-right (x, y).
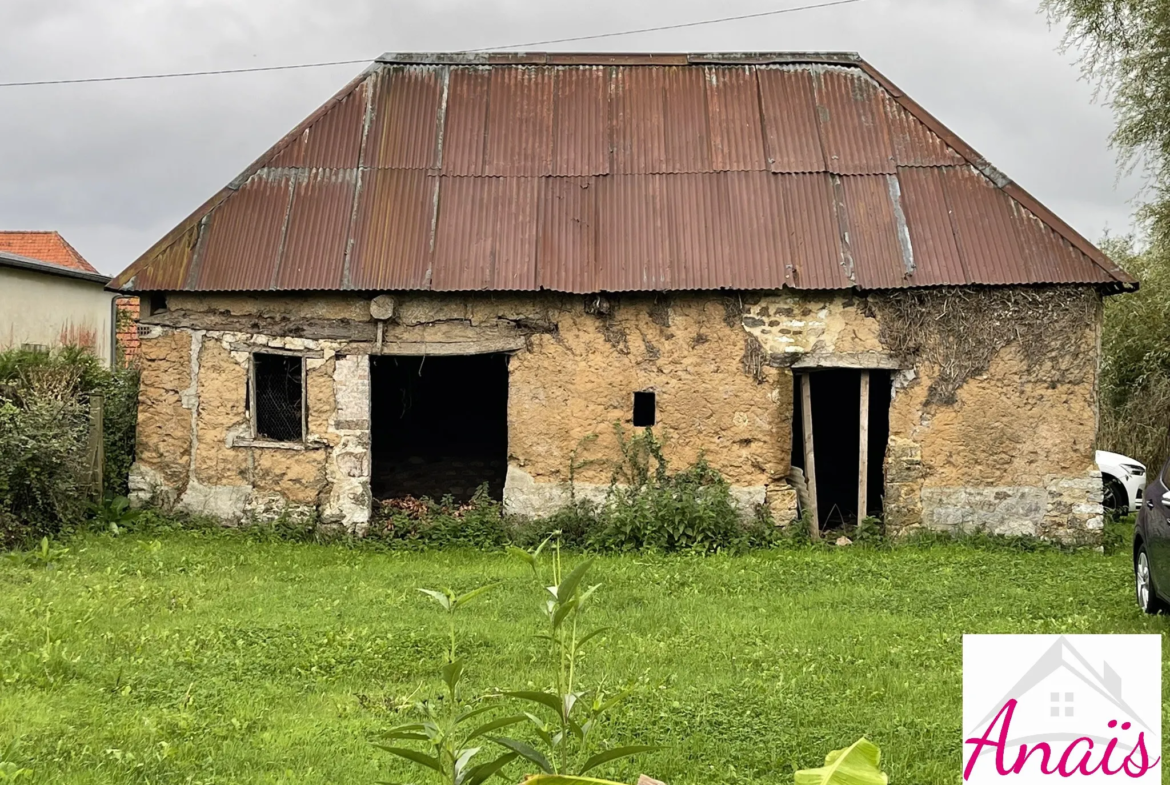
top-left (87, 392), bottom-right (104, 500)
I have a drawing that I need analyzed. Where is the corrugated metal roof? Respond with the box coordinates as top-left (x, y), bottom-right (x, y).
top-left (111, 52), bottom-right (1135, 294)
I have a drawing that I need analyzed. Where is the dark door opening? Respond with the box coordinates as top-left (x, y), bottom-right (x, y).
top-left (370, 354), bottom-right (509, 502)
top-left (791, 369), bottom-right (890, 531)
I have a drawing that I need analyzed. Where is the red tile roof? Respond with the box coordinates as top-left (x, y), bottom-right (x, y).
top-left (111, 52), bottom-right (1135, 294)
top-left (0, 231), bottom-right (97, 273)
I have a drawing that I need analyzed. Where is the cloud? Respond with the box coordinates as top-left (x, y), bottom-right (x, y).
top-left (0, 0), bottom-right (1143, 273)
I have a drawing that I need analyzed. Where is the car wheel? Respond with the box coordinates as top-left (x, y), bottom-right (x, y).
top-left (1135, 546), bottom-right (1165, 614)
top-left (1103, 476), bottom-right (1128, 515)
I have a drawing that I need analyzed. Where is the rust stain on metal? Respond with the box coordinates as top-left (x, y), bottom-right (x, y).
top-left (347, 169), bottom-right (434, 290)
top-left (369, 66), bottom-right (444, 169)
top-left (758, 68), bottom-right (824, 174)
top-left (537, 177), bottom-right (597, 292)
top-left (814, 68), bottom-right (896, 176)
top-left (275, 169), bottom-right (356, 290)
top-left (896, 167), bottom-right (966, 286)
top-left (194, 173), bottom-right (292, 291)
top-left (112, 53), bottom-right (1135, 295)
top-left (551, 68), bottom-right (609, 176)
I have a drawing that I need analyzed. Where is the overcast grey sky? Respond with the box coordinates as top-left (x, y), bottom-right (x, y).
top-left (0, 0), bottom-right (1144, 275)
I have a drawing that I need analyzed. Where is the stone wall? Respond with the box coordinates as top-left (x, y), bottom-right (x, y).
top-left (129, 287), bottom-right (1104, 540)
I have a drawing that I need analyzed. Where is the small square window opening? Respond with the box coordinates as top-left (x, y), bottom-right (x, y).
top-left (148, 293), bottom-right (168, 315)
top-left (253, 353), bottom-right (304, 442)
top-left (633, 391), bottom-right (656, 427)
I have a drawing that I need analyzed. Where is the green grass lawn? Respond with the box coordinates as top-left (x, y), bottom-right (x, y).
top-left (0, 528), bottom-right (1165, 784)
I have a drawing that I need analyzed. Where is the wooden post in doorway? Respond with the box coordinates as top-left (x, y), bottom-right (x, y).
top-left (858, 371), bottom-right (870, 523)
top-left (800, 374), bottom-right (820, 540)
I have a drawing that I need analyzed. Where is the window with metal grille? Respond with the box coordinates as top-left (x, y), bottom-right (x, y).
top-left (252, 353), bottom-right (304, 442)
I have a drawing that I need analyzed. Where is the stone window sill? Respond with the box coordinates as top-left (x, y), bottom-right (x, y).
top-left (232, 437), bottom-right (308, 451)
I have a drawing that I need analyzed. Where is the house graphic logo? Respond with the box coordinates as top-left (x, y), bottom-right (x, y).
top-left (963, 635), bottom-right (1161, 782)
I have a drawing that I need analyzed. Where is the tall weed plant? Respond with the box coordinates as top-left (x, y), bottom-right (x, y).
top-left (588, 426), bottom-right (744, 553)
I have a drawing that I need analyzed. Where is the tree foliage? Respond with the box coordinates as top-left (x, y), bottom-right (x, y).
top-left (1096, 236), bottom-right (1170, 470)
top-left (1044, 1), bottom-right (1170, 471)
top-left (1044, 0), bottom-right (1170, 230)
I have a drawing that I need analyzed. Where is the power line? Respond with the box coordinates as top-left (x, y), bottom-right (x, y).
top-left (0, 59), bottom-right (373, 88)
top-left (0, 0), bottom-right (865, 88)
top-left (471, 0), bottom-right (864, 51)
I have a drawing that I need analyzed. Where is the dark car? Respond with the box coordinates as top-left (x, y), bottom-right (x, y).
top-left (1133, 458), bottom-right (1170, 613)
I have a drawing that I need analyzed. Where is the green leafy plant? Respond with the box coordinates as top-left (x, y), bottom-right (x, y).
top-left (795, 738), bottom-right (888, 785)
top-left (0, 741), bottom-right (32, 780)
top-left (496, 536), bottom-right (659, 781)
top-left (587, 426), bottom-right (741, 553)
top-left (375, 583), bottom-right (524, 785)
top-left (4, 536), bottom-right (69, 569)
top-left (89, 495), bottom-right (142, 535)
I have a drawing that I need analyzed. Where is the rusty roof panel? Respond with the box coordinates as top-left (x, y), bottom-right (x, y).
top-left (781, 173), bottom-right (852, 290)
top-left (814, 68), bottom-right (896, 175)
top-left (596, 175), bottom-right (670, 290)
top-left (1010, 201), bottom-right (1112, 285)
top-left (883, 95), bottom-right (964, 167)
top-left (441, 68), bottom-right (490, 175)
top-left (664, 173), bottom-right (732, 289)
top-left (432, 177), bottom-right (539, 290)
top-left (273, 169), bottom-right (355, 290)
top-left (839, 175), bottom-right (908, 289)
top-left (723, 171), bottom-right (791, 289)
top-left (195, 173), bottom-right (291, 290)
top-left (135, 223), bottom-right (199, 290)
top-left (537, 176), bottom-right (598, 292)
top-left (945, 165), bottom-right (1031, 284)
top-left (896, 166), bottom-right (967, 286)
top-left (292, 81), bottom-right (367, 170)
top-left (551, 67), bottom-right (610, 176)
top-left (369, 66), bottom-right (444, 169)
top-left (705, 67), bottom-right (767, 172)
top-left (611, 67), bottom-right (667, 175)
top-left (758, 68), bottom-right (824, 173)
top-left (661, 66), bottom-right (712, 173)
top-left (485, 67), bottom-right (555, 176)
top-left (348, 168), bottom-right (435, 290)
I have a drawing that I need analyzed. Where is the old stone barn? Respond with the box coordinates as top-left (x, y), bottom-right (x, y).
top-left (111, 53), bottom-right (1135, 539)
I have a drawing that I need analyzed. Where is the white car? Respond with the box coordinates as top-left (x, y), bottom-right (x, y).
top-left (1096, 449), bottom-right (1146, 514)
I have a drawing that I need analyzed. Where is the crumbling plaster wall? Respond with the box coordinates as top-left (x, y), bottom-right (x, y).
top-left (741, 289), bottom-right (1104, 539)
top-left (130, 287), bottom-right (1104, 540)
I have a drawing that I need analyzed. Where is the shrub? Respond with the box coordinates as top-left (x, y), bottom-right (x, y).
top-left (586, 427), bottom-right (743, 553)
top-left (0, 346), bottom-right (139, 547)
top-left (101, 366), bottom-right (139, 497)
top-left (0, 393), bottom-right (89, 547)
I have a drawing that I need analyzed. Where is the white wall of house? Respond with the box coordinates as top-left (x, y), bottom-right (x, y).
top-left (0, 266), bottom-right (117, 365)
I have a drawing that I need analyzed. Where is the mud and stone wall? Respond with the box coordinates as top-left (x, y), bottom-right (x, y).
top-left (129, 286), bottom-right (1105, 541)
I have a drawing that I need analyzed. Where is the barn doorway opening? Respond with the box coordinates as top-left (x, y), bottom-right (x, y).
top-left (790, 369), bottom-right (890, 533)
top-left (370, 354), bottom-right (509, 503)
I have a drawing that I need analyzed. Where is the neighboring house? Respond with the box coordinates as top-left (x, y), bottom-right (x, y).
top-left (0, 230), bottom-right (140, 365)
top-left (0, 242), bottom-right (118, 366)
top-left (109, 52), bottom-right (1135, 538)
